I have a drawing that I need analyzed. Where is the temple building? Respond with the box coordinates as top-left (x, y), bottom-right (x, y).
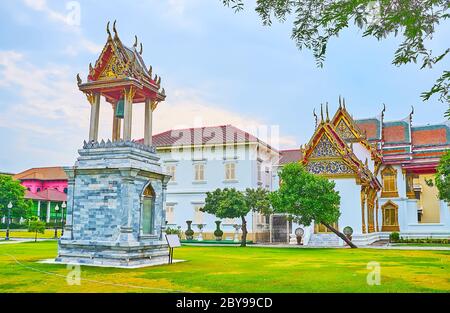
top-left (13, 167), bottom-right (67, 222)
top-left (285, 98), bottom-right (450, 246)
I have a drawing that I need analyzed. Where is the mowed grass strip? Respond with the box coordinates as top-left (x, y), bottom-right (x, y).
top-left (0, 241), bottom-right (449, 293)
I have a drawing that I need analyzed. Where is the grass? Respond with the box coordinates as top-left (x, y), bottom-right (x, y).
top-left (392, 243), bottom-right (450, 247)
top-left (0, 229), bottom-right (61, 239)
top-left (0, 241), bottom-right (449, 293)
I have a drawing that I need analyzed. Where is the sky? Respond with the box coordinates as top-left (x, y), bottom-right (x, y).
top-left (0, 0), bottom-right (449, 173)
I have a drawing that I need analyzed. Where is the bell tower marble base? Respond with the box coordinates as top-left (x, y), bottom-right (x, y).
top-left (55, 140), bottom-right (171, 268)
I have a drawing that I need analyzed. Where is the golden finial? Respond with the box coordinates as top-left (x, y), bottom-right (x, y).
top-left (139, 43), bottom-right (143, 55)
top-left (410, 105), bottom-right (414, 117)
top-left (113, 20), bottom-right (118, 38)
top-left (320, 103), bottom-right (324, 123)
top-left (148, 65), bottom-right (152, 77)
top-left (326, 102), bottom-right (330, 122)
top-left (76, 73), bottom-right (82, 85)
top-left (381, 103), bottom-right (386, 121)
top-left (133, 35), bottom-right (138, 48)
top-left (157, 76), bottom-right (161, 85)
top-left (365, 158), bottom-right (368, 166)
top-left (106, 21), bottom-right (111, 37)
top-left (89, 62), bottom-right (93, 73)
top-left (154, 74), bottom-right (158, 82)
top-left (161, 88), bottom-right (166, 96)
top-left (343, 97), bottom-right (346, 109)
top-left (339, 95), bottom-right (342, 109)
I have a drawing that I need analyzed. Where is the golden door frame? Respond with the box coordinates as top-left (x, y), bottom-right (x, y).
top-left (381, 200), bottom-right (400, 232)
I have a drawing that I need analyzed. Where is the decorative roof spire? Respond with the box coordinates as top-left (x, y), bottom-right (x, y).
top-left (133, 35), bottom-right (138, 48)
top-left (326, 102), bottom-right (330, 122)
top-left (339, 95), bottom-right (342, 109)
top-left (410, 105), bottom-right (414, 121)
top-left (139, 43), bottom-right (143, 55)
top-left (313, 108), bottom-right (318, 128)
top-left (113, 20), bottom-right (118, 38)
top-left (76, 73), bottom-right (82, 85)
top-left (106, 21), bottom-right (111, 38)
top-left (320, 103), bottom-right (324, 123)
top-left (343, 97), bottom-right (346, 109)
top-left (148, 65), bottom-right (152, 77)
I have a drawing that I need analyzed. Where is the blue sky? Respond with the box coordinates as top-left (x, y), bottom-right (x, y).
top-left (0, 0), bottom-right (449, 173)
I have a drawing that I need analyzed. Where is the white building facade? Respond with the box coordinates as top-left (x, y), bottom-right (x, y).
top-left (143, 125), bottom-right (279, 241)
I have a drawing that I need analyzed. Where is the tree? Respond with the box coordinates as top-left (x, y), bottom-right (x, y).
top-left (28, 216), bottom-right (46, 242)
top-left (269, 162), bottom-right (357, 248)
top-left (245, 187), bottom-right (273, 216)
top-left (0, 175), bottom-right (31, 221)
top-left (202, 188), bottom-right (251, 247)
top-left (436, 150), bottom-right (450, 202)
top-left (222, 0), bottom-right (450, 110)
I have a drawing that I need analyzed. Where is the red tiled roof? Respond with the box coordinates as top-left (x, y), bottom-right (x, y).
top-left (383, 124), bottom-right (408, 143)
top-left (412, 126), bottom-right (449, 146)
top-left (279, 149), bottom-right (302, 165)
top-left (14, 167), bottom-right (67, 181)
top-left (24, 190), bottom-right (47, 201)
top-left (35, 189), bottom-right (67, 202)
top-left (138, 125), bottom-right (277, 151)
top-left (357, 122), bottom-right (378, 140)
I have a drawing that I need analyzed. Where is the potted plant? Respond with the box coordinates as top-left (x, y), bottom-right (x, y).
top-left (185, 220), bottom-right (194, 240)
top-left (214, 221), bottom-right (224, 241)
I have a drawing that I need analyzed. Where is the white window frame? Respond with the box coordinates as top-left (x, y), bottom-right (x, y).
top-left (224, 162), bottom-right (236, 181)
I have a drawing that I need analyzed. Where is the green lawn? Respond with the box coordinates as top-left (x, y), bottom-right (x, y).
top-left (0, 230), bottom-right (61, 239)
top-left (0, 241), bottom-right (449, 293)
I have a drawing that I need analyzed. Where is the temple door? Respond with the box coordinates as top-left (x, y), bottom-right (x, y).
top-left (381, 201), bottom-right (399, 232)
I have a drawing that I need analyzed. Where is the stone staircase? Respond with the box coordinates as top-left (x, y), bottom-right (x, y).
top-left (307, 233), bottom-right (340, 247)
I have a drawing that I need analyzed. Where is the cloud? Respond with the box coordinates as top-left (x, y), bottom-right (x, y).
top-left (0, 50), bottom-right (296, 171)
top-left (21, 0), bottom-right (102, 56)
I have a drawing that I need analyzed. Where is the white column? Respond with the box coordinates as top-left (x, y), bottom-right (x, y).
top-left (123, 89), bottom-right (134, 141)
top-left (37, 201), bottom-right (41, 219)
top-left (88, 93), bottom-right (100, 142)
top-left (46, 202), bottom-right (51, 223)
top-left (144, 98), bottom-right (154, 146)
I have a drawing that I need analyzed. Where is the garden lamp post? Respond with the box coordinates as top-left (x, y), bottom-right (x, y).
top-left (54, 204), bottom-right (59, 239)
top-left (61, 201), bottom-right (66, 236)
top-left (5, 201), bottom-right (12, 241)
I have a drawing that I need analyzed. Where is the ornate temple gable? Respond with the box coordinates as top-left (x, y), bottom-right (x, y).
top-left (303, 114), bottom-right (381, 190)
top-left (77, 21), bottom-right (166, 104)
top-left (309, 134), bottom-right (340, 158)
top-left (330, 98), bottom-right (382, 166)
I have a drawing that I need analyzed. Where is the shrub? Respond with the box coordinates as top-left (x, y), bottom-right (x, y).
top-left (166, 227), bottom-right (182, 238)
top-left (389, 232), bottom-right (400, 242)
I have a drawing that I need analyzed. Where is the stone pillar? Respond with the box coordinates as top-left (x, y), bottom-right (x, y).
top-left (144, 98), bottom-right (154, 146)
top-left (87, 93), bottom-right (100, 142)
top-left (360, 188), bottom-right (366, 234)
top-left (62, 168), bottom-right (75, 240)
top-left (160, 178), bottom-right (169, 240)
top-left (123, 87), bottom-right (135, 141)
top-left (118, 169), bottom-right (139, 243)
top-left (111, 101), bottom-right (121, 141)
top-left (46, 202), bottom-right (51, 223)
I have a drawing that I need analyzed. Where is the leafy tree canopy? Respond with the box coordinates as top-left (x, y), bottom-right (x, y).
top-left (203, 188), bottom-right (250, 219)
top-left (222, 0), bottom-right (450, 108)
top-left (0, 174), bottom-right (31, 218)
top-left (270, 162), bottom-right (341, 226)
top-left (436, 150), bottom-right (450, 201)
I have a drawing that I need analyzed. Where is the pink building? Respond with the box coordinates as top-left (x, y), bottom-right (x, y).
top-left (13, 167), bottom-right (68, 222)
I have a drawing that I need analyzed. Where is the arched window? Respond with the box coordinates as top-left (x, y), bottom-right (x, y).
top-left (381, 201), bottom-right (399, 231)
top-left (381, 166), bottom-right (398, 197)
top-left (142, 184), bottom-right (155, 235)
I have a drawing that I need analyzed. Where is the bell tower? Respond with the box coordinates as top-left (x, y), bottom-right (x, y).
top-left (56, 21), bottom-right (171, 268)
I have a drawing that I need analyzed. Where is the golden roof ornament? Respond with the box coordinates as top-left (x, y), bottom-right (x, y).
top-left (161, 88), bottom-right (166, 96)
top-left (106, 21), bottom-right (111, 38)
top-left (113, 20), bottom-right (118, 38)
top-left (320, 103), bottom-right (324, 123)
top-left (339, 95), bottom-right (342, 109)
top-left (326, 102), bottom-right (330, 122)
top-left (139, 43), bottom-right (143, 55)
top-left (133, 35), bottom-right (138, 48)
top-left (148, 65), bottom-right (152, 77)
top-left (76, 73), bottom-right (82, 85)
top-left (313, 108), bottom-right (318, 128)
